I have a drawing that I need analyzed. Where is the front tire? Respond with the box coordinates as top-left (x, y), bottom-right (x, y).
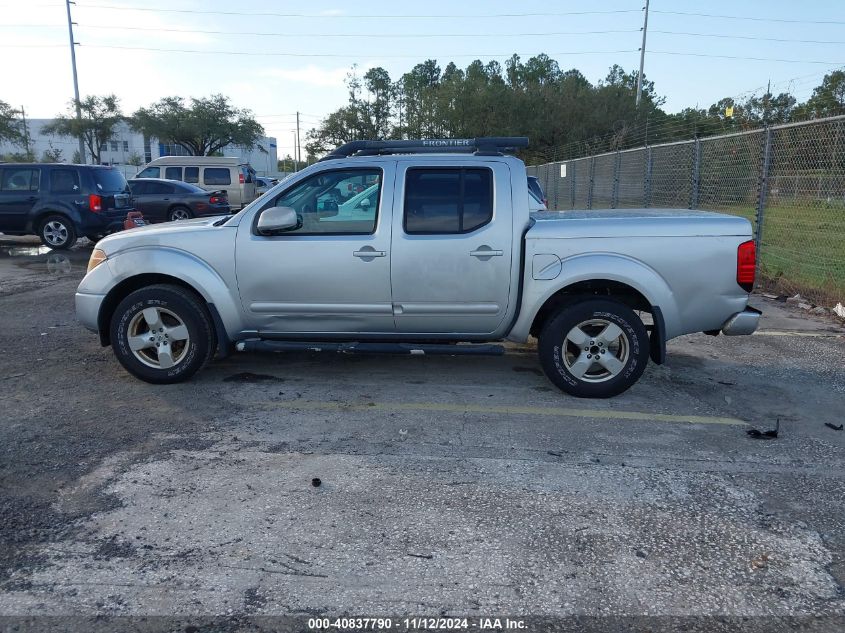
top-left (538, 299), bottom-right (649, 398)
top-left (110, 284), bottom-right (216, 384)
top-left (38, 215), bottom-right (77, 250)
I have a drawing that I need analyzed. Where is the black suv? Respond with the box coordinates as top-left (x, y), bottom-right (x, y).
top-left (0, 163), bottom-right (133, 249)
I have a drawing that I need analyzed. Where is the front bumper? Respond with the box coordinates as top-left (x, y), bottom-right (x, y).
top-left (75, 291), bottom-right (105, 333)
top-left (721, 306), bottom-right (762, 336)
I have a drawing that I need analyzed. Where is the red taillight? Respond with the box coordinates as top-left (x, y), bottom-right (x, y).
top-left (239, 173), bottom-right (245, 184)
top-left (89, 194), bottom-right (102, 213)
top-left (737, 240), bottom-right (756, 292)
top-left (209, 195), bottom-right (221, 204)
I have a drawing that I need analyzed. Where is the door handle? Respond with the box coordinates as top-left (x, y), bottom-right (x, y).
top-left (353, 248), bottom-right (386, 258)
top-left (470, 246), bottom-right (503, 258)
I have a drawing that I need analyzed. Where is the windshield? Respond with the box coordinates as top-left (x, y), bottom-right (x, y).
top-left (93, 168), bottom-right (129, 193)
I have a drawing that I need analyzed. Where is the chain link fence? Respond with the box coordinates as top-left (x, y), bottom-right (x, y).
top-left (527, 115), bottom-right (845, 307)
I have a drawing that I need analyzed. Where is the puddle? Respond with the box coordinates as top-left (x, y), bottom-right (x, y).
top-left (0, 246), bottom-right (52, 257)
top-left (0, 244), bottom-right (90, 276)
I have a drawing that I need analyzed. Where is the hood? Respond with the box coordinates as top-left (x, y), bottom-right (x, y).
top-left (96, 216), bottom-right (231, 255)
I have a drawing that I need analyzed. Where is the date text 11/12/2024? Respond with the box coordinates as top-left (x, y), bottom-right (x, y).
top-left (307, 617), bottom-right (527, 630)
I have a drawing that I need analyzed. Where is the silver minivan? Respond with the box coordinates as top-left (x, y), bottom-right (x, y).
top-left (136, 156), bottom-right (257, 209)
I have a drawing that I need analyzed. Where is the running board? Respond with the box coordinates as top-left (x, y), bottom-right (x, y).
top-left (235, 339), bottom-right (505, 356)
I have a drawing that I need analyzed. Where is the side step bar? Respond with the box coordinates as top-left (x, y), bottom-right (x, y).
top-left (235, 339), bottom-right (505, 356)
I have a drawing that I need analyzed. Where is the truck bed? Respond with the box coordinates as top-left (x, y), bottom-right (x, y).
top-left (529, 208), bottom-right (752, 239)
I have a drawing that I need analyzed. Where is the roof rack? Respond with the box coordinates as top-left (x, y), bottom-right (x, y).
top-left (320, 137), bottom-right (529, 161)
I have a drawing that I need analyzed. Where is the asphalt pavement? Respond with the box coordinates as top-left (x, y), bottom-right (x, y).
top-left (0, 236), bottom-right (843, 630)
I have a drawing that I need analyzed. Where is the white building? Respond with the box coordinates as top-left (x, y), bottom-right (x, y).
top-left (0, 120), bottom-right (278, 176)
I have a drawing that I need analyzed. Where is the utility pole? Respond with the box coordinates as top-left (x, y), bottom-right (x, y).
top-left (20, 106), bottom-right (30, 158)
top-left (65, 0), bottom-right (86, 163)
top-left (292, 132), bottom-right (298, 172)
top-left (295, 111), bottom-right (301, 166)
top-left (636, 0), bottom-right (650, 108)
top-left (764, 78), bottom-right (771, 124)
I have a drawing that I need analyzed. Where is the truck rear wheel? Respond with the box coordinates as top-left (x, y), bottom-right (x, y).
top-left (110, 284), bottom-right (216, 384)
top-left (538, 298), bottom-right (649, 398)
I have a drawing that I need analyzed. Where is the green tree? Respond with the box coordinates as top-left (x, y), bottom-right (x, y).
top-left (40, 145), bottom-right (63, 162)
top-left (132, 95), bottom-right (264, 156)
top-left (0, 100), bottom-right (26, 147)
top-left (804, 71), bottom-right (845, 118)
top-left (42, 94), bottom-right (123, 164)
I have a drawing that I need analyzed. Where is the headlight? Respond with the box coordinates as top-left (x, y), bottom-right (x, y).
top-left (87, 249), bottom-right (108, 273)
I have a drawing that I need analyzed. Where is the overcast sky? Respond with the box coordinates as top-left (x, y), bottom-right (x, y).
top-left (3, 0), bottom-right (844, 158)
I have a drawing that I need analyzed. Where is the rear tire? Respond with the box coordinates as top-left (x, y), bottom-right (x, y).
top-left (538, 298), bottom-right (649, 398)
top-left (168, 206), bottom-right (193, 222)
top-left (110, 284), bottom-right (216, 384)
top-left (38, 215), bottom-right (77, 250)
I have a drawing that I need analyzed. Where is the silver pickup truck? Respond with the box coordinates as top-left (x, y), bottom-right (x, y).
top-left (76, 137), bottom-right (760, 398)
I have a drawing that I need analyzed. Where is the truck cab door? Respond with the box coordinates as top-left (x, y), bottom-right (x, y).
top-left (390, 160), bottom-right (514, 335)
top-left (235, 162), bottom-right (395, 335)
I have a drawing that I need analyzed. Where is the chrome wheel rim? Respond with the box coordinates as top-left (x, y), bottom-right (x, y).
top-left (562, 318), bottom-right (629, 383)
top-left (127, 307), bottom-right (190, 369)
top-left (43, 221), bottom-right (69, 246)
top-left (170, 209), bottom-right (190, 221)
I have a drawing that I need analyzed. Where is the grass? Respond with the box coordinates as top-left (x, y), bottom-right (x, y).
top-left (706, 203), bottom-right (845, 305)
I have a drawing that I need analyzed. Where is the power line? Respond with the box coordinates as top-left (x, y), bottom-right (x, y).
top-left (0, 43), bottom-right (639, 59)
top-left (649, 50), bottom-right (845, 65)
top-left (6, 43), bottom-right (842, 66)
top-left (651, 31), bottom-right (845, 46)
top-left (651, 10), bottom-right (845, 25)
top-left (75, 4), bottom-right (642, 19)
top-left (21, 23), bottom-right (642, 39)
top-left (10, 23), bottom-right (845, 46)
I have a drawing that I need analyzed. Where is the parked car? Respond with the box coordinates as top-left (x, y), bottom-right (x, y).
top-left (0, 163), bottom-right (132, 249)
top-left (128, 178), bottom-right (231, 222)
top-left (76, 137), bottom-right (760, 398)
top-left (135, 156), bottom-right (257, 210)
top-left (527, 175), bottom-right (548, 208)
top-left (255, 176), bottom-right (279, 196)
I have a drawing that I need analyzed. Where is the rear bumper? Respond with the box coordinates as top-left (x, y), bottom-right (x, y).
top-left (721, 306), bottom-right (762, 336)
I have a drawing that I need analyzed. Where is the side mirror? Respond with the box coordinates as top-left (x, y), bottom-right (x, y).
top-left (257, 206), bottom-right (300, 235)
top-left (360, 198), bottom-right (371, 209)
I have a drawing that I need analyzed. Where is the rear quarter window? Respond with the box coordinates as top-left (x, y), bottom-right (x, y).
top-left (92, 168), bottom-right (128, 193)
top-left (204, 168), bottom-right (231, 186)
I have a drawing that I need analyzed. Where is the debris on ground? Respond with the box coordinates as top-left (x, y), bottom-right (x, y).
top-left (824, 423), bottom-right (843, 432)
top-left (747, 419), bottom-right (779, 440)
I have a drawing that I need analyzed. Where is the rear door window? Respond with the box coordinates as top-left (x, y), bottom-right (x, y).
top-left (404, 168), bottom-right (493, 234)
top-left (184, 167), bottom-right (199, 183)
top-left (164, 167), bottom-right (182, 181)
top-left (50, 169), bottom-right (81, 194)
top-left (1, 168), bottom-right (40, 192)
top-left (146, 182), bottom-right (174, 195)
top-left (204, 168), bottom-right (231, 186)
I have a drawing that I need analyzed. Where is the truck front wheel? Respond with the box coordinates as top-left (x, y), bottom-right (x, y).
top-left (538, 299), bottom-right (649, 398)
top-left (110, 284), bottom-right (216, 384)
